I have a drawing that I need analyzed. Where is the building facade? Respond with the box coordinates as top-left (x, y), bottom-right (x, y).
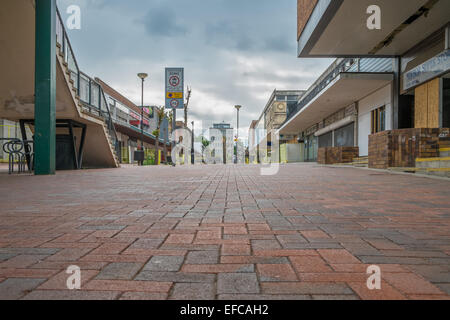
top-left (279, 58), bottom-right (394, 161)
top-left (209, 123), bottom-right (234, 164)
top-left (286, 0), bottom-right (449, 168)
top-left (253, 90), bottom-right (306, 163)
top-left (96, 78), bottom-right (169, 164)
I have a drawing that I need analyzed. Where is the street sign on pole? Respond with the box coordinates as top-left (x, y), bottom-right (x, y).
top-left (165, 68), bottom-right (184, 110)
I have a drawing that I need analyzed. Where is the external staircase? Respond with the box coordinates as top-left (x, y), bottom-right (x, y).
top-left (0, 0), bottom-right (120, 169)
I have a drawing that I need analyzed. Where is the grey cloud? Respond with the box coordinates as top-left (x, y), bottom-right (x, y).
top-left (205, 21), bottom-right (256, 51)
top-left (241, 71), bottom-right (316, 85)
top-left (264, 36), bottom-right (296, 53)
top-left (141, 6), bottom-right (188, 37)
top-left (57, 0), bottom-right (334, 135)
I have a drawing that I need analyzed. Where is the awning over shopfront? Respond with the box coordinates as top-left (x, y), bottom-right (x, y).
top-left (298, 0), bottom-right (450, 57)
top-left (278, 72), bottom-right (393, 135)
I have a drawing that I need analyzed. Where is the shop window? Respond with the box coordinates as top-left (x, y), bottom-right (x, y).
top-left (371, 106), bottom-right (386, 134)
top-left (334, 122), bottom-right (355, 147)
top-left (304, 135), bottom-right (317, 162)
top-left (318, 132), bottom-right (332, 148)
top-left (443, 78), bottom-right (450, 128)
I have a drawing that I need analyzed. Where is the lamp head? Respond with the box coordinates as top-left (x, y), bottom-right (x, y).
top-left (235, 105), bottom-right (242, 110)
top-left (138, 73), bottom-right (148, 80)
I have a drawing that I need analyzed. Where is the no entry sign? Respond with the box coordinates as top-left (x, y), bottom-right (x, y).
top-left (165, 68), bottom-right (184, 110)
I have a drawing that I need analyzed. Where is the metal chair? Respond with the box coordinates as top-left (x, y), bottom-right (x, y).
top-left (1, 138), bottom-right (33, 174)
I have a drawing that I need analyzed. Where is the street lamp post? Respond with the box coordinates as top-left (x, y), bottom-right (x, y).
top-left (235, 105), bottom-right (242, 164)
top-left (137, 73), bottom-right (148, 166)
top-left (191, 121), bottom-right (195, 164)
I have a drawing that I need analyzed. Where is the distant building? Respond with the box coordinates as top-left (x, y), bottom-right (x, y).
top-left (96, 78), bottom-right (168, 164)
top-left (253, 90), bottom-right (306, 163)
top-left (209, 122), bottom-right (234, 164)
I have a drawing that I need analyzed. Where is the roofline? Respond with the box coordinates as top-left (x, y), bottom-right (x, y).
top-left (256, 89), bottom-right (307, 124)
top-left (297, 0), bottom-right (343, 57)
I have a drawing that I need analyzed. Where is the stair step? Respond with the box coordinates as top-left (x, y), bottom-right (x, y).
top-left (353, 164), bottom-right (368, 167)
top-left (416, 157), bottom-right (450, 162)
top-left (388, 167), bottom-right (420, 173)
top-left (416, 157), bottom-right (450, 169)
top-left (388, 167), bottom-right (450, 178)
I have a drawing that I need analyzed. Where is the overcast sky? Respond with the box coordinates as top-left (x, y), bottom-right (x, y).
top-left (57, 0), bottom-right (332, 137)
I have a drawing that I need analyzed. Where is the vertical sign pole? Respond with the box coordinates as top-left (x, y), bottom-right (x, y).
top-left (172, 108), bottom-right (176, 163)
top-left (166, 68), bottom-right (184, 165)
top-left (140, 78), bottom-right (144, 166)
top-left (237, 108), bottom-right (240, 163)
top-left (35, 0), bottom-right (56, 175)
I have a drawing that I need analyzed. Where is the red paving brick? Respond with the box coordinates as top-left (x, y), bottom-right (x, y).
top-left (196, 229), bottom-right (222, 240)
top-left (290, 256), bottom-right (333, 273)
top-left (348, 282), bottom-right (406, 300)
top-left (257, 264), bottom-right (298, 281)
top-left (317, 249), bottom-right (361, 264)
top-left (83, 280), bottom-right (172, 293)
top-left (301, 230), bottom-right (330, 239)
top-left (164, 234), bottom-right (195, 244)
top-left (221, 244), bottom-right (251, 256)
top-left (0, 164), bottom-right (449, 300)
top-left (382, 273), bottom-right (446, 295)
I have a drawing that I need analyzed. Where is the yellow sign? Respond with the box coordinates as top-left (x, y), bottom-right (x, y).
top-left (166, 92), bottom-right (183, 99)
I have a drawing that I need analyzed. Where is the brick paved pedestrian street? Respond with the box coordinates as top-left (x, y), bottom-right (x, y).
top-left (0, 164), bottom-right (449, 300)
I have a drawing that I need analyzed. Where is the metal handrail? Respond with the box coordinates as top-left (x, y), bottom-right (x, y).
top-left (55, 5), bottom-right (168, 162)
top-left (56, 7), bottom-right (120, 161)
top-left (100, 86), bottom-right (121, 160)
top-left (56, 7), bottom-right (80, 92)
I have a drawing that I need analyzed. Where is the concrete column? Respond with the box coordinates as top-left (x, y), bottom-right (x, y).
top-left (392, 57), bottom-right (401, 130)
top-left (445, 24), bottom-right (449, 50)
top-left (34, 0), bottom-right (56, 175)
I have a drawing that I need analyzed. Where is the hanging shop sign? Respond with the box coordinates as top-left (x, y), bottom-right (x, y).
top-left (404, 49), bottom-right (450, 91)
top-left (142, 106), bottom-right (154, 118)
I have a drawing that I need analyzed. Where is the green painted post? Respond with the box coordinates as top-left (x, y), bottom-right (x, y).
top-left (35, 0), bottom-right (56, 175)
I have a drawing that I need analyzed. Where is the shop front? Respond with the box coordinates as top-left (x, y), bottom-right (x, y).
top-left (403, 49), bottom-right (450, 130)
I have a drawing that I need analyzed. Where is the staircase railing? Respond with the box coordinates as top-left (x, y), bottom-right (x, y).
top-left (55, 7), bottom-right (120, 163)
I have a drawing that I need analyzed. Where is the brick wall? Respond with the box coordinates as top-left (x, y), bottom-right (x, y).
top-left (369, 128), bottom-right (447, 169)
top-left (317, 147), bottom-right (359, 165)
top-left (317, 147), bottom-right (327, 164)
top-left (298, 0), bottom-right (318, 41)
